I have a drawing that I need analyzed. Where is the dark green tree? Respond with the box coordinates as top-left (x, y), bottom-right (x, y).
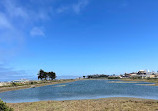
top-left (48, 72), bottom-right (56, 80)
top-left (43, 72), bottom-right (48, 80)
top-left (38, 69), bottom-right (56, 80)
top-left (38, 69), bottom-right (45, 80)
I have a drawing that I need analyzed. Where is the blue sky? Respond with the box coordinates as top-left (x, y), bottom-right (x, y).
top-left (0, 0), bottom-right (158, 81)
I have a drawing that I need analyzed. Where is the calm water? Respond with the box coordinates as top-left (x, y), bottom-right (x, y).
top-left (0, 80), bottom-right (158, 103)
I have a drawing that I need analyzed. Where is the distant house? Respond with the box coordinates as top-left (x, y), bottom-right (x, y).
top-left (124, 73), bottom-right (130, 77)
top-left (130, 73), bottom-right (137, 77)
top-left (121, 70), bottom-right (158, 79)
top-left (0, 83), bottom-right (3, 86)
top-left (137, 70), bottom-right (146, 75)
top-left (150, 74), bottom-right (156, 78)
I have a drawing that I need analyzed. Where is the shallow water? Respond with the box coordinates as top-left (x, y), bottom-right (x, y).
top-left (0, 80), bottom-right (158, 103)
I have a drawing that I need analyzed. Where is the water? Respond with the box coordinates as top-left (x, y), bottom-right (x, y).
top-left (0, 80), bottom-right (158, 103)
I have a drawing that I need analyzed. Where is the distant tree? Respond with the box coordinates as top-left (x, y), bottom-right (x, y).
top-left (83, 76), bottom-right (85, 78)
top-left (38, 69), bottom-right (56, 80)
top-left (48, 72), bottom-right (56, 80)
top-left (38, 69), bottom-right (45, 80)
top-left (43, 72), bottom-right (48, 80)
top-left (0, 99), bottom-right (13, 111)
top-left (108, 77), bottom-right (120, 79)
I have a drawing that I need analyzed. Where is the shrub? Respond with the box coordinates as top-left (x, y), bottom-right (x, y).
top-left (30, 81), bottom-right (38, 84)
top-left (0, 99), bottom-right (13, 111)
top-left (30, 81), bottom-right (34, 84)
top-left (108, 77), bottom-right (120, 79)
top-left (11, 82), bottom-right (17, 86)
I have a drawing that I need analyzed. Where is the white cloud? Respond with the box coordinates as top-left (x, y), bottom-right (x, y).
top-left (0, 13), bottom-right (12, 29)
top-left (56, 0), bottom-right (89, 14)
top-left (0, 0), bottom-right (52, 63)
top-left (3, 0), bottom-right (28, 19)
top-left (0, 0), bottom-right (90, 79)
top-left (56, 6), bottom-right (69, 13)
top-left (30, 27), bottom-right (45, 37)
top-left (72, 0), bottom-right (89, 14)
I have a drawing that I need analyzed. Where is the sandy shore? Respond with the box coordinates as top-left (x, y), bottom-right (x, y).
top-left (0, 79), bottom-right (78, 93)
top-left (7, 97), bottom-right (158, 111)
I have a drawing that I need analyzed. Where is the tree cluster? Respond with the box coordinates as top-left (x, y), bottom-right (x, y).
top-left (87, 74), bottom-right (109, 79)
top-left (38, 69), bottom-right (56, 80)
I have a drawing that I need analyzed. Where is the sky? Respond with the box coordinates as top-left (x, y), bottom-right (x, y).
top-left (0, 0), bottom-right (158, 81)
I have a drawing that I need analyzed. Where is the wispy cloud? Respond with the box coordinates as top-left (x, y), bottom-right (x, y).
top-left (0, 0), bottom-right (50, 61)
top-left (3, 0), bottom-right (28, 19)
top-left (0, 0), bottom-right (40, 71)
top-left (56, 0), bottom-right (89, 14)
top-left (56, 6), bottom-right (69, 14)
top-left (72, 0), bottom-right (89, 14)
top-left (30, 27), bottom-right (45, 37)
top-left (0, 13), bottom-right (12, 29)
top-left (0, 0), bottom-right (90, 81)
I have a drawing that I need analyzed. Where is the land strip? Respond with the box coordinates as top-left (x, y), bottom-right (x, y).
top-left (120, 78), bottom-right (158, 86)
top-left (8, 97), bottom-right (158, 111)
top-left (0, 79), bottom-right (78, 93)
top-left (84, 78), bottom-right (158, 86)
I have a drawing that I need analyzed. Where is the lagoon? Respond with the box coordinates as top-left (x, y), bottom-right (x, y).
top-left (0, 80), bottom-right (158, 103)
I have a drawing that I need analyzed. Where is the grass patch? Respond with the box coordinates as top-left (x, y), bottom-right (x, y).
top-left (7, 98), bottom-right (158, 111)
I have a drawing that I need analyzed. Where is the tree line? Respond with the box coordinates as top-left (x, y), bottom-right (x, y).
top-left (37, 69), bottom-right (56, 80)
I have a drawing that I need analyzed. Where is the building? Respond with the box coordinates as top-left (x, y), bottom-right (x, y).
top-left (137, 70), bottom-right (146, 75)
top-left (122, 70), bottom-right (158, 79)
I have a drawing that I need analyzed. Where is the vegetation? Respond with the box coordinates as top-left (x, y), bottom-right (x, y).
top-left (8, 98), bottom-right (158, 111)
top-left (37, 69), bottom-right (56, 80)
top-left (108, 77), bottom-right (120, 79)
top-left (0, 99), bottom-right (13, 111)
top-left (0, 79), bottom-right (77, 93)
top-left (87, 74), bottom-right (109, 79)
top-left (129, 76), bottom-right (142, 79)
top-left (122, 78), bottom-right (158, 85)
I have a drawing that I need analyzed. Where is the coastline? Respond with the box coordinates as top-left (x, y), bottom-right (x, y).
top-left (0, 79), bottom-right (78, 93)
top-left (7, 97), bottom-right (158, 111)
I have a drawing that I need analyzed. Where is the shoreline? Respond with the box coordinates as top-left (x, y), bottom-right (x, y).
top-left (119, 78), bottom-right (158, 86)
top-left (7, 97), bottom-right (158, 111)
top-left (0, 79), bottom-right (79, 93)
top-left (84, 78), bottom-right (158, 86)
